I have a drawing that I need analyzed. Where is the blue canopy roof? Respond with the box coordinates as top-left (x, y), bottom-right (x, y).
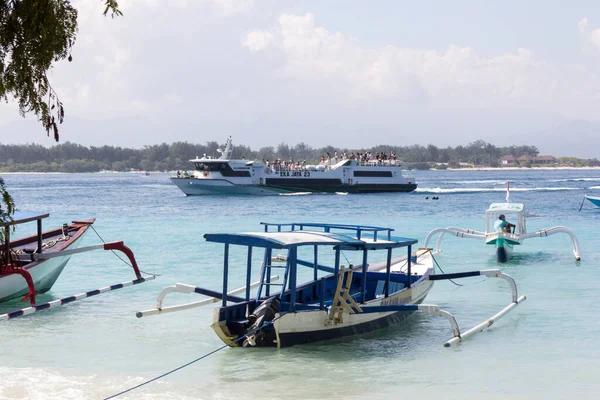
top-left (203, 230), bottom-right (417, 250)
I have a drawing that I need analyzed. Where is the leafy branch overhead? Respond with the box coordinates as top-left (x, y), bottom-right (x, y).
top-left (0, 0), bottom-right (121, 142)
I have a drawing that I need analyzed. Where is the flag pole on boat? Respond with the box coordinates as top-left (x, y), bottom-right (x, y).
top-left (579, 195), bottom-right (586, 212)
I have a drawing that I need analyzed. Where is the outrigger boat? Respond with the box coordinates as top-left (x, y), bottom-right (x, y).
top-left (0, 211), bottom-right (154, 320)
top-left (425, 184), bottom-right (581, 263)
top-left (138, 222), bottom-right (526, 348)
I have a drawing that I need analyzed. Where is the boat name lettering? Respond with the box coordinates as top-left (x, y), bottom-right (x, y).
top-left (381, 295), bottom-right (411, 306)
top-left (279, 171), bottom-right (311, 177)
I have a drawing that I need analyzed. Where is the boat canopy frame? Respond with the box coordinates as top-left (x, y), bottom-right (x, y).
top-left (202, 222), bottom-right (418, 311)
top-left (1, 211), bottom-right (49, 265)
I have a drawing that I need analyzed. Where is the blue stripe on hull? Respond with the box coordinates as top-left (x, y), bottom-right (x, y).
top-left (586, 196), bottom-right (600, 207)
top-left (277, 297), bottom-right (426, 348)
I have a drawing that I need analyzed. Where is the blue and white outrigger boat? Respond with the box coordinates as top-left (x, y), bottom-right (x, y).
top-left (138, 222), bottom-right (526, 348)
top-left (425, 184), bottom-right (581, 263)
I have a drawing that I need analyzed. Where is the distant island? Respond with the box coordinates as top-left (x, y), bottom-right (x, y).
top-left (0, 139), bottom-right (598, 173)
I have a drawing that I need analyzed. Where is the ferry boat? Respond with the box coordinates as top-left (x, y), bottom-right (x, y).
top-left (170, 138), bottom-right (417, 195)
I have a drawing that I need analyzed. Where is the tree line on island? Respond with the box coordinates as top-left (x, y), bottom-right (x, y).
top-left (0, 139), bottom-right (598, 173)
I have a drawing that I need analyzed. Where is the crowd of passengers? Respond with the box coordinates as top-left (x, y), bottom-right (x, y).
top-left (262, 151), bottom-right (398, 172)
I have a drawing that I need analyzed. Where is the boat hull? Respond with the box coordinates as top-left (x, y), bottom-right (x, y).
top-left (585, 195), bottom-right (600, 207)
top-left (496, 240), bottom-right (514, 263)
top-left (486, 233), bottom-right (519, 263)
top-left (275, 278), bottom-right (433, 347)
top-left (170, 177), bottom-right (417, 196)
top-left (0, 222), bottom-right (93, 302)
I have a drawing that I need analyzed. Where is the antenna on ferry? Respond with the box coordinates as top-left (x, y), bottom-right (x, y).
top-left (506, 181), bottom-right (511, 203)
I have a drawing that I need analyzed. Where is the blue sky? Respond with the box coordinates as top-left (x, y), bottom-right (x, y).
top-left (1, 0), bottom-right (599, 157)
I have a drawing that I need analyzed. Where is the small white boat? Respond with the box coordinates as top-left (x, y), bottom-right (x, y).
top-left (170, 137), bottom-right (417, 195)
top-left (138, 222), bottom-right (525, 348)
top-left (424, 183), bottom-right (581, 263)
top-left (0, 211), bottom-right (154, 319)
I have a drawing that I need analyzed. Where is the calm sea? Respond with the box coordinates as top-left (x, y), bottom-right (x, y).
top-left (1, 170), bottom-right (599, 400)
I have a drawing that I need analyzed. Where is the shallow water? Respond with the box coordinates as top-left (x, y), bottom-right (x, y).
top-left (1, 170), bottom-right (599, 399)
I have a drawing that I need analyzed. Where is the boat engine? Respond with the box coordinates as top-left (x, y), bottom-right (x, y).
top-left (243, 297), bottom-right (280, 347)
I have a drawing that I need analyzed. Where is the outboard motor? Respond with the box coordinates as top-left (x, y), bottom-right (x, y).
top-left (243, 297), bottom-right (280, 347)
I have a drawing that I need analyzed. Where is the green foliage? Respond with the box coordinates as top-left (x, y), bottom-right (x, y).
top-left (0, 176), bottom-right (15, 245)
top-left (0, 1), bottom-right (121, 140)
top-left (0, 139), bottom-right (576, 173)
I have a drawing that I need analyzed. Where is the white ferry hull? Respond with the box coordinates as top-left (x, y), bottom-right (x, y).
top-left (171, 177), bottom-right (417, 196)
top-left (170, 178), bottom-right (286, 196)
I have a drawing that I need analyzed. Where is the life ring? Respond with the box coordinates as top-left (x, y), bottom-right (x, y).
top-left (203, 171), bottom-right (208, 177)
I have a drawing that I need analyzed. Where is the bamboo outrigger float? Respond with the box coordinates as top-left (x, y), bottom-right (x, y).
top-left (138, 222), bottom-right (526, 348)
top-left (0, 211), bottom-right (155, 319)
top-left (424, 183), bottom-right (581, 263)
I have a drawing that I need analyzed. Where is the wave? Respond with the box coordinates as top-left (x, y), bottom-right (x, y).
top-left (549, 178), bottom-right (600, 182)
top-left (588, 186), bottom-right (600, 190)
top-left (447, 180), bottom-right (507, 184)
top-left (279, 192), bottom-right (313, 196)
top-left (416, 187), bottom-right (580, 194)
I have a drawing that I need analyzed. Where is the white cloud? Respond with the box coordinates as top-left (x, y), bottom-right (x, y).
top-left (578, 17), bottom-right (588, 34)
top-left (2, 4), bottom-right (600, 155)
top-left (243, 31), bottom-right (274, 51)
top-left (213, 0), bottom-right (254, 16)
top-left (164, 92), bottom-right (183, 104)
top-left (578, 17), bottom-right (600, 51)
top-left (243, 13), bottom-right (600, 119)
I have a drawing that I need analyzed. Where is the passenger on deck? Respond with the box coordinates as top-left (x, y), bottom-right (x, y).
top-left (494, 214), bottom-right (515, 233)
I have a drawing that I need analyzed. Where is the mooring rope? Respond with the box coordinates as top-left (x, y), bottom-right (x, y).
top-left (105, 312), bottom-right (288, 399)
top-left (91, 225), bottom-right (160, 277)
top-left (429, 252), bottom-right (463, 287)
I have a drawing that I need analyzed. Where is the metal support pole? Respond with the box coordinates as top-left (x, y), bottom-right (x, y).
top-left (245, 246), bottom-right (252, 301)
top-left (361, 249), bottom-right (368, 303)
top-left (407, 245), bottom-right (412, 288)
top-left (385, 248), bottom-right (392, 297)
top-left (37, 219), bottom-right (43, 254)
top-left (222, 244), bottom-right (229, 307)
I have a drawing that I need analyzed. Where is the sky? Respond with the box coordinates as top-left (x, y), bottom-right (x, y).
top-left (1, 0), bottom-right (600, 157)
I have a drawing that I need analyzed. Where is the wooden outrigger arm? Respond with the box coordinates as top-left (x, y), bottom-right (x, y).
top-left (518, 226), bottom-right (581, 261)
top-left (358, 269), bottom-right (526, 347)
top-left (136, 275), bottom-right (280, 318)
top-left (424, 226), bottom-right (581, 261)
top-left (0, 275), bottom-right (155, 321)
top-left (32, 241), bottom-right (144, 279)
top-left (0, 241), bottom-right (153, 320)
top-left (424, 227), bottom-right (485, 253)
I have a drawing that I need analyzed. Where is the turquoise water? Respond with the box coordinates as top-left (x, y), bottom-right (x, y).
top-left (1, 170), bottom-right (600, 400)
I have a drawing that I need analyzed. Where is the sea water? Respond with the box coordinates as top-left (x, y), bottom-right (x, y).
top-left (1, 170), bottom-right (599, 400)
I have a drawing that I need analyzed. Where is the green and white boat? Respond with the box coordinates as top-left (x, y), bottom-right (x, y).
top-left (424, 184), bottom-right (581, 263)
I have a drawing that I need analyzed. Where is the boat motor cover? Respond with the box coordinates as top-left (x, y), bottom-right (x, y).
top-left (243, 297), bottom-right (280, 347)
